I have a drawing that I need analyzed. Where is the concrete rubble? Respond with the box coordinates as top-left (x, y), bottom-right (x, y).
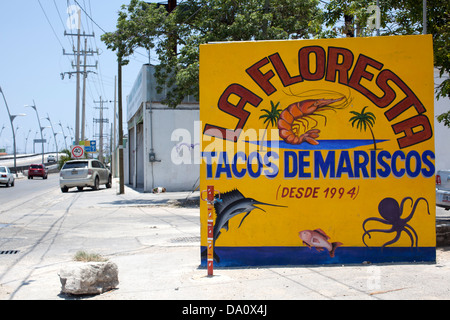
top-left (58, 261), bottom-right (119, 295)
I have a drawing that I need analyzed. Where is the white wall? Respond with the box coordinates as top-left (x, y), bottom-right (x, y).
top-left (143, 105), bottom-right (200, 192)
top-left (136, 122), bottom-right (144, 187)
top-left (434, 69), bottom-right (450, 171)
top-left (128, 126), bottom-right (135, 186)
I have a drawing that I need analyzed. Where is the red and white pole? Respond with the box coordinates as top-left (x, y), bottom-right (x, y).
top-left (207, 185), bottom-right (214, 276)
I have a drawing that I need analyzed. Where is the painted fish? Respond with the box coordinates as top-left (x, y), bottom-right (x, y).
top-left (299, 229), bottom-right (343, 258)
top-left (213, 189), bottom-right (286, 244)
top-left (202, 189), bottom-right (286, 263)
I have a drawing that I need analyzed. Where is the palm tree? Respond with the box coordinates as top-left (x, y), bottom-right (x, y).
top-left (259, 101), bottom-right (282, 149)
top-left (349, 106), bottom-right (378, 150)
top-left (58, 149), bottom-right (72, 170)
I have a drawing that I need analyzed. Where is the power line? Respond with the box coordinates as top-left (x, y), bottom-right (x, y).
top-left (68, 0), bottom-right (107, 102)
top-left (38, 0), bottom-right (76, 73)
top-left (37, 0), bottom-right (65, 49)
top-left (53, 0), bottom-right (75, 50)
top-left (62, 0), bottom-right (108, 116)
top-left (73, 0), bottom-right (107, 34)
top-left (86, 0), bottom-right (108, 101)
top-left (82, 0), bottom-right (92, 35)
top-left (53, 0), bottom-right (67, 33)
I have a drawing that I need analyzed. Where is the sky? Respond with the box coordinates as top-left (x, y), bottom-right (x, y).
top-left (0, 0), bottom-right (158, 154)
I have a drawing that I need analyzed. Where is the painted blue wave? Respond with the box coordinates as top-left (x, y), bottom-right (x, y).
top-left (246, 139), bottom-right (389, 150)
top-left (200, 246), bottom-right (435, 267)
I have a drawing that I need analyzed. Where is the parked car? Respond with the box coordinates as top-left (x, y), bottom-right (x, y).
top-left (28, 164), bottom-right (48, 179)
top-left (47, 155), bottom-right (56, 163)
top-left (0, 166), bottom-right (14, 187)
top-left (60, 159), bottom-right (111, 193)
top-left (436, 170), bottom-right (450, 210)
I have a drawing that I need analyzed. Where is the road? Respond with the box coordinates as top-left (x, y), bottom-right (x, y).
top-left (0, 173), bottom-right (60, 214)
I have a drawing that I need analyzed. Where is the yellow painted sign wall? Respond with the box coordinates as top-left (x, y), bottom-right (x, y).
top-left (200, 35), bottom-right (435, 266)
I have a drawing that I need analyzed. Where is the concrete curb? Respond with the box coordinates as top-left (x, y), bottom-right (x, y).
top-left (437, 220), bottom-right (450, 246)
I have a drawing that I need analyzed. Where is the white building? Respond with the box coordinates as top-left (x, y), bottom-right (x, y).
top-left (434, 69), bottom-right (450, 171)
top-left (126, 64), bottom-right (199, 192)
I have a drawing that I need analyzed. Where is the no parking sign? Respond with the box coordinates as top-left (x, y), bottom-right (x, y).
top-left (71, 145), bottom-right (85, 159)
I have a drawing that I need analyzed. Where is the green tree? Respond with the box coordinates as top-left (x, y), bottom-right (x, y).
top-left (101, 1), bottom-right (167, 66)
top-left (102, 0), bottom-right (449, 126)
top-left (58, 149), bottom-right (72, 170)
top-left (349, 106), bottom-right (378, 150)
top-left (437, 111), bottom-right (450, 127)
top-left (102, 0), bottom-right (322, 108)
top-left (322, 0), bottom-right (449, 125)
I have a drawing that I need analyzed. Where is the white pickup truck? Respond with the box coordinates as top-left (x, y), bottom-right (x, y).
top-left (436, 170), bottom-right (450, 210)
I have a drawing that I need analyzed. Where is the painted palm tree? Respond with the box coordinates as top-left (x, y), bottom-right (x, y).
top-left (259, 101), bottom-right (282, 149)
top-left (349, 106), bottom-right (378, 150)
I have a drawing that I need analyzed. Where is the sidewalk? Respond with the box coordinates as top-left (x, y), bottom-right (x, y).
top-left (0, 179), bottom-right (449, 300)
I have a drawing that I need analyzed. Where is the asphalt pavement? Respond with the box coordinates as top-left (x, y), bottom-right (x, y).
top-left (0, 176), bottom-right (449, 302)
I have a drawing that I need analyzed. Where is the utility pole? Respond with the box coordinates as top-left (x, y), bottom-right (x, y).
top-left (376, 0), bottom-right (380, 36)
top-left (110, 123), bottom-right (113, 167)
top-left (113, 76), bottom-right (117, 177)
top-left (81, 38), bottom-right (97, 141)
top-left (118, 61), bottom-right (124, 194)
top-left (93, 97), bottom-right (110, 163)
top-left (423, 0), bottom-right (427, 34)
top-left (262, 0), bottom-right (270, 38)
top-left (168, 0), bottom-right (177, 55)
top-left (74, 21), bottom-right (81, 145)
top-left (62, 27), bottom-right (96, 145)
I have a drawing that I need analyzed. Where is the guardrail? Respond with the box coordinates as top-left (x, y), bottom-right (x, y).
top-left (10, 163), bottom-right (59, 175)
top-left (0, 152), bottom-right (58, 161)
top-left (0, 153), bottom-right (62, 174)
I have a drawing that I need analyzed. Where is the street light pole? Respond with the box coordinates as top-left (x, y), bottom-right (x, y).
top-left (25, 101), bottom-right (45, 164)
top-left (33, 131), bottom-right (38, 153)
top-left (25, 129), bottom-right (32, 154)
top-left (0, 86), bottom-right (26, 176)
top-left (15, 126), bottom-right (20, 153)
top-left (44, 114), bottom-right (58, 162)
top-left (58, 121), bottom-right (68, 150)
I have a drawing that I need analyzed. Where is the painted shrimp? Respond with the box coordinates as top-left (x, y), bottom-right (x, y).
top-left (277, 97), bottom-right (346, 145)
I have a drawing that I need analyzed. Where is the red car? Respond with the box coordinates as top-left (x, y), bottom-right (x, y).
top-left (28, 164), bottom-right (48, 179)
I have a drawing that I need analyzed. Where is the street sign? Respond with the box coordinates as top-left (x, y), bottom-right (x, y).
top-left (71, 145), bottom-right (85, 159)
top-left (82, 140), bottom-right (97, 153)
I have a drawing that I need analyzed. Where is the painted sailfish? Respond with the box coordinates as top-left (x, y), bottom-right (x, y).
top-left (213, 189), bottom-right (286, 244)
top-left (202, 189), bottom-right (286, 263)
